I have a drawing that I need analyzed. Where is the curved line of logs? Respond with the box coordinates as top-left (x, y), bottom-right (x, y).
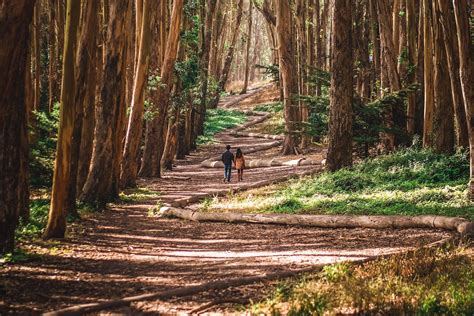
top-left (159, 207), bottom-right (474, 236)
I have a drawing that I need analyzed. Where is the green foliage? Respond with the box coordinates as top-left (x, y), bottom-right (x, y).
top-left (252, 245), bottom-right (474, 315)
top-left (29, 104), bottom-right (59, 188)
top-left (1, 249), bottom-right (39, 265)
top-left (197, 109), bottom-right (246, 145)
top-left (204, 147), bottom-right (473, 220)
top-left (119, 187), bottom-right (161, 203)
top-left (16, 199), bottom-right (50, 240)
top-left (254, 102), bottom-right (283, 113)
top-left (255, 64), bottom-right (279, 82)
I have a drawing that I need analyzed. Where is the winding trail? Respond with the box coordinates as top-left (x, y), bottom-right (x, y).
top-left (0, 88), bottom-right (454, 314)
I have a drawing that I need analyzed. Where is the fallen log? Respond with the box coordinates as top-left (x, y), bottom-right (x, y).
top-left (230, 130), bottom-right (285, 140)
top-left (201, 140), bottom-right (282, 165)
top-left (221, 84), bottom-right (273, 108)
top-left (240, 110), bottom-right (268, 116)
top-left (233, 113), bottom-right (272, 131)
top-left (158, 208), bottom-right (474, 236)
top-left (201, 157), bottom-right (321, 169)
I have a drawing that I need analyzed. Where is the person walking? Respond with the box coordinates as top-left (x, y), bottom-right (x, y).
top-left (221, 145), bottom-right (234, 183)
top-left (234, 148), bottom-right (245, 181)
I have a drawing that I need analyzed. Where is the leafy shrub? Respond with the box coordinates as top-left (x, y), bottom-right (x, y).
top-left (29, 105), bottom-right (59, 188)
top-left (254, 102), bottom-right (283, 113)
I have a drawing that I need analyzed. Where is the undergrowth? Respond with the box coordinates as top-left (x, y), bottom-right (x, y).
top-left (202, 147), bottom-right (474, 220)
top-left (15, 198), bottom-right (96, 242)
top-left (250, 102), bottom-right (285, 135)
top-left (249, 243), bottom-right (474, 315)
top-left (197, 108), bottom-right (246, 145)
top-left (119, 187), bottom-right (161, 203)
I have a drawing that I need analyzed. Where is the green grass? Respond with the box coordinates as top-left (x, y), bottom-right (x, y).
top-left (249, 244), bottom-right (474, 315)
top-left (119, 187), bottom-right (161, 203)
top-left (202, 147), bottom-right (474, 220)
top-left (197, 108), bottom-right (247, 145)
top-left (254, 102), bottom-right (283, 113)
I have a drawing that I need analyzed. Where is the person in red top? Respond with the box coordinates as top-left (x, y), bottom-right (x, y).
top-left (234, 148), bottom-right (246, 181)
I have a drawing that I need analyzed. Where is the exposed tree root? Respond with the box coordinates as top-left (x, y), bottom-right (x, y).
top-left (159, 208), bottom-right (474, 236)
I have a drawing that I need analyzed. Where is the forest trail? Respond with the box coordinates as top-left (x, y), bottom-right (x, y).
top-left (1, 88), bottom-right (454, 314)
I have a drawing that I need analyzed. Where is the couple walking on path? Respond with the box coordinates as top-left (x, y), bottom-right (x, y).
top-left (221, 145), bottom-right (245, 183)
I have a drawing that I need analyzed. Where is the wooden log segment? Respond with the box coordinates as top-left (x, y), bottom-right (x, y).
top-left (231, 130), bottom-right (285, 140)
top-left (220, 83), bottom-right (273, 108)
top-left (201, 140), bottom-right (282, 165)
top-left (159, 207), bottom-right (474, 236)
top-left (201, 157), bottom-right (321, 169)
top-left (232, 113), bottom-right (272, 131)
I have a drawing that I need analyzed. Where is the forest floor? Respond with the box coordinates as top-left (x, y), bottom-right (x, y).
top-left (0, 86), bottom-right (456, 315)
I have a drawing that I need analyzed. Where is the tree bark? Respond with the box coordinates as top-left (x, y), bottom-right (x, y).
top-left (80, 0), bottom-right (131, 207)
top-left (0, 0), bottom-right (35, 254)
top-left (121, 0), bottom-right (157, 188)
top-left (209, 0), bottom-right (244, 109)
top-left (44, 0), bottom-right (81, 238)
top-left (139, 0), bottom-right (184, 178)
top-left (431, 0), bottom-right (454, 153)
top-left (33, 2), bottom-right (41, 111)
top-left (422, 0), bottom-right (434, 147)
top-left (437, 0), bottom-right (468, 148)
top-left (406, 0), bottom-right (417, 136)
top-left (275, 0), bottom-right (300, 155)
top-left (48, 0), bottom-right (58, 112)
top-left (66, 0), bottom-right (99, 214)
top-left (326, 0), bottom-right (353, 171)
top-left (241, 0), bottom-right (253, 94)
top-left (452, 0), bottom-right (474, 199)
top-left (195, 0), bottom-right (218, 137)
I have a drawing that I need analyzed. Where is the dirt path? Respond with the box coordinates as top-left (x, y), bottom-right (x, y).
top-left (0, 89), bottom-right (455, 314)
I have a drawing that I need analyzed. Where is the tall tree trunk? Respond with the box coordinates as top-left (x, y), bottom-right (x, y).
top-left (66, 0), bottom-right (99, 214)
top-left (275, 0), bottom-right (300, 155)
top-left (209, 0), bottom-right (244, 109)
top-left (406, 0), bottom-right (417, 136)
top-left (139, 0), bottom-right (184, 178)
top-left (452, 0), bottom-right (474, 199)
top-left (422, 0), bottom-right (434, 147)
top-left (0, 0), bottom-right (35, 254)
top-left (80, 0), bottom-right (131, 206)
top-left (48, 0), bottom-right (58, 111)
top-left (44, 0), bottom-right (81, 239)
top-left (431, 0), bottom-right (454, 153)
top-left (121, 0), bottom-right (157, 188)
top-left (77, 5), bottom-right (102, 195)
top-left (33, 2), bottom-right (41, 111)
top-left (437, 0), bottom-right (468, 148)
top-left (326, 0), bottom-right (353, 171)
top-left (241, 0), bottom-right (253, 94)
top-left (195, 0), bottom-right (218, 137)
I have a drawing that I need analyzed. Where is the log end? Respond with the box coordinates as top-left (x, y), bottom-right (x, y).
top-left (457, 221), bottom-right (474, 237)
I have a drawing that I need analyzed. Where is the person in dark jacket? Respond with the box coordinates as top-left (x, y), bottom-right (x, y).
top-left (221, 145), bottom-right (234, 183)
